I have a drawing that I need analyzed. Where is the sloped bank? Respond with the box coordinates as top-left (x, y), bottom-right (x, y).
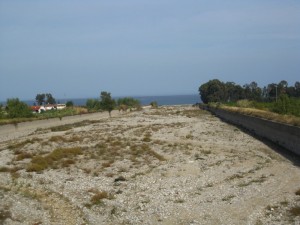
top-left (200, 105), bottom-right (300, 156)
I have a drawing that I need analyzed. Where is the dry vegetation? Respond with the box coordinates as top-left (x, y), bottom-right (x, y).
top-left (0, 106), bottom-right (300, 225)
top-left (218, 105), bottom-right (300, 127)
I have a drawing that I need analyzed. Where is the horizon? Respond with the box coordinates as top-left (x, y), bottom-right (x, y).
top-left (1, 1), bottom-right (299, 101)
top-left (0, 93), bottom-right (200, 104)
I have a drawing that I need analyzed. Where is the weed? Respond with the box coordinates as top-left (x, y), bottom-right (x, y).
top-left (222, 195), bottom-right (235, 202)
top-left (202, 150), bottom-right (212, 155)
top-left (280, 200), bottom-right (289, 206)
top-left (0, 208), bottom-right (11, 223)
top-left (185, 134), bottom-right (193, 139)
top-left (142, 136), bottom-right (151, 142)
top-left (8, 138), bottom-right (40, 150)
top-left (174, 199), bottom-right (185, 203)
top-left (16, 152), bottom-right (33, 161)
top-left (289, 206), bottom-right (300, 217)
top-left (238, 175), bottom-right (267, 187)
top-left (50, 120), bottom-right (98, 132)
top-left (90, 190), bottom-right (112, 205)
top-left (0, 167), bottom-right (10, 172)
top-left (49, 136), bottom-right (66, 142)
top-left (225, 174), bottom-right (244, 181)
top-left (26, 147), bottom-right (82, 172)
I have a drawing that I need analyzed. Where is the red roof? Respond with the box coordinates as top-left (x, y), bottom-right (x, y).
top-left (31, 106), bottom-right (41, 111)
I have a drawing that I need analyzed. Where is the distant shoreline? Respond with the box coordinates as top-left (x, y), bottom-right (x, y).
top-left (1, 94), bottom-right (201, 106)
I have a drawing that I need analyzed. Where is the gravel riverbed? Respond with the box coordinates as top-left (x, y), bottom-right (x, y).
top-left (0, 106), bottom-right (300, 225)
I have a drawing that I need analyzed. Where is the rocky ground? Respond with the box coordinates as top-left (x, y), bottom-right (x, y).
top-left (0, 106), bottom-right (300, 225)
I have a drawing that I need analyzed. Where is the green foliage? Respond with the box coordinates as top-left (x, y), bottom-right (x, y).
top-left (272, 94), bottom-right (291, 114)
top-left (6, 98), bottom-right (33, 118)
top-left (199, 79), bottom-right (300, 104)
top-left (100, 91), bottom-right (116, 116)
top-left (272, 95), bottom-right (300, 116)
top-left (117, 97), bottom-right (141, 109)
top-left (0, 104), bottom-right (5, 119)
top-left (150, 101), bottom-right (158, 108)
top-left (66, 101), bottom-right (74, 107)
top-left (35, 93), bottom-right (45, 105)
top-left (86, 99), bottom-right (101, 111)
top-left (199, 79), bottom-right (227, 104)
top-left (35, 93), bottom-right (56, 105)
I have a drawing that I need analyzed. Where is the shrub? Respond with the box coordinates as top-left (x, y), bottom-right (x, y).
top-left (236, 99), bottom-right (254, 108)
top-left (66, 101), bottom-right (74, 107)
top-left (117, 97), bottom-right (141, 110)
top-left (26, 147), bottom-right (82, 172)
top-left (150, 101), bottom-right (158, 108)
top-left (6, 98), bottom-right (33, 118)
top-left (89, 190), bottom-right (113, 205)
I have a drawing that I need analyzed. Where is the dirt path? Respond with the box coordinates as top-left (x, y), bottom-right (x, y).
top-left (0, 110), bottom-right (118, 142)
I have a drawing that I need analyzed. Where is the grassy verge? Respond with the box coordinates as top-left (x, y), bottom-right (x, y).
top-left (208, 102), bottom-right (300, 127)
top-left (0, 107), bottom-right (89, 125)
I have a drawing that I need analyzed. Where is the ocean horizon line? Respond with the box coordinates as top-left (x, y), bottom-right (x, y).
top-left (1, 94), bottom-right (201, 106)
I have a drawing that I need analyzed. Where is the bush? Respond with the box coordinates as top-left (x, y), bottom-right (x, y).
top-left (117, 97), bottom-right (141, 110)
top-left (66, 101), bottom-right (74, 107)
top-left (236, 99), bottom-right (254, 108)
top-left (6, 98), bottom-right (33, 118)
top-left (150, 101), bottom-right (158, 108)
top-left (272, 95), bottom-right (300, 117)
top-left (86, 99), bottom-right (101, 112)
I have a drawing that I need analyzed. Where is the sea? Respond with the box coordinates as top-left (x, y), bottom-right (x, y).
top-left (4, 94), bottom-right (201, 107)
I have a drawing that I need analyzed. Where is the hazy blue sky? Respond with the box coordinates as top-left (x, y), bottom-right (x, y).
top-left (1, 0), bottom-right (299, 101)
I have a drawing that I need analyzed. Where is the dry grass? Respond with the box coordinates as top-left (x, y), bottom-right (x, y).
top-left (289, 206), bottom-right (300, 217)
top-left (50, 120), bottom-right (98, 132)
top-left (220, 106), bottom-right (300, 127)
top-left (87, 189), bottom-right (114, 206)
top-left (26, 147), bottom-right (83, 172)
top-left (8, 138), bottom-right (41, 150)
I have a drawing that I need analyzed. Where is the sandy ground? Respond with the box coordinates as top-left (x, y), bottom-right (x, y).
top-left (0, 106), bottom-right (300, 225)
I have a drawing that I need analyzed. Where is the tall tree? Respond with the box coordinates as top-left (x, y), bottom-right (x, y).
top-left (278, 80), bottom-right (288, 95)
top-left (100, 91), bottom-right (116, 117)
top-left (35, 94), bottom-right (46, 105)
top-left (199, 79), bottom-right (227, 104)
top-left (295, 81), bottom-right (300, 97)
top-left (45, 93), bottom-right (56, 104)
top-left (243, 81), bottom-right (262, 101)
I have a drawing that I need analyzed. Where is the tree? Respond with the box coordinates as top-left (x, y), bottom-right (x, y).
top-left (267, 83), bottom-right (278, 101)
top-left (100, 91), bottom-right (116, 117)
top-left (243, 82), bottom-right (262, 101)
top-left (35, 94), bottom-right (46, 105)
top-left (278, 80), bottom-right (288, 95)
top-left (45, 93), bottom-right (56, 104)
top-left (35, 93), bottom-right (56, 105)
top-left (294, 82), bottom-right (300, 97)
top-left (6, 98), bottom-right (33, 118)
top-left (199, 79), bottom-right (227, 104)
top-left (225, 82), bottom-right (245, 102)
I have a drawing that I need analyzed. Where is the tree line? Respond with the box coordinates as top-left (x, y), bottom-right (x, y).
top-left (86, 92), bottom-right (141, 116)
top-left (199, 79), bottom-right (300, 104)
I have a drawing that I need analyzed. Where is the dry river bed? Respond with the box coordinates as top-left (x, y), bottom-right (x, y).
top-left (0, 106), bottom-right (300, 225)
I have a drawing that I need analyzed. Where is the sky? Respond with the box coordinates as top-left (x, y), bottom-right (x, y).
top-left (0, 0), bottom-right (300, 101)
